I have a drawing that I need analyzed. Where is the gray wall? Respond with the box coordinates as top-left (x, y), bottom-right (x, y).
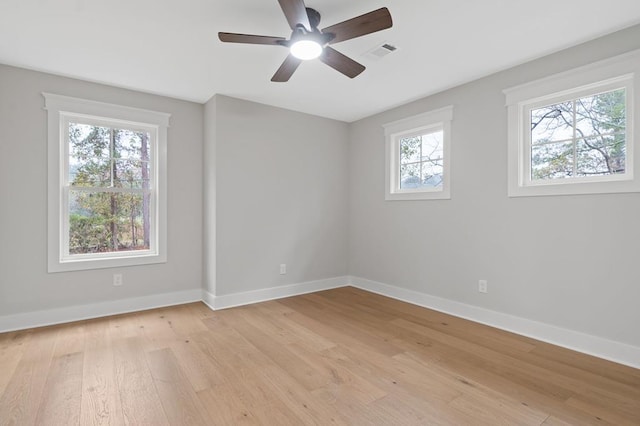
top-left (212, 95), bottom-right (349, 295)
top-left (348, 24), bottom-right (640, 347)
top-left (0, 64), bottom-right (203, 315)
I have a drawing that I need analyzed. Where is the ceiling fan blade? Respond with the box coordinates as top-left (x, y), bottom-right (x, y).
top-left (218, 32), bottom-right (287, 45)
top-left (271, 54), bottom-right (303, 82)
top-left (319, 47), bottom-right (365, 78)
top-left (321, 7), bottom-right (392, 44)
top-left (278, 0), bottom-right (310, 31)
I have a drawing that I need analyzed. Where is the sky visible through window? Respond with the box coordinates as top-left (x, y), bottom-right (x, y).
top-left (399, 130), bottom-right (444, 189)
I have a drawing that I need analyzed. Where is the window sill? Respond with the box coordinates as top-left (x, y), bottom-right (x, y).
top-left (49, 252), bottom-right (167, 273)
top-left (386, 188), bottom-right (451, 201)
top-left (508, 178), bottom-right (640, 197)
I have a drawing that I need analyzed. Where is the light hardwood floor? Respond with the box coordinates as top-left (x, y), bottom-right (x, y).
top-left (1, 287), bottom-right (639, 425)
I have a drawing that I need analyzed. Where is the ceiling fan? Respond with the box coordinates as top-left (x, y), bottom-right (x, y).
top-left (218, 0), bottom-right (393, 82)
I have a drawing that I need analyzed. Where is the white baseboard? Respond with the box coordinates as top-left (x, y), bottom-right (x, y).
top-left (204, 276), bottom-right (349, 311)
top-left (349, 276), bottom-right (640, 370)
top-left (202, 288), bottom-right (216, 312)
top-left (4, 275), bottom-right (637, 370)
top-left (0, 288), bottom-right (203, 333)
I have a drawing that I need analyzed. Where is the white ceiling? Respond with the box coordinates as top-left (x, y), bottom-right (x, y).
top-left (1, 0), bottom-right (640, 122)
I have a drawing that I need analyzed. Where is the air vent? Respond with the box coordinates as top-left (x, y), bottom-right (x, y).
top-left (366, 43), bottom-right (398, 59)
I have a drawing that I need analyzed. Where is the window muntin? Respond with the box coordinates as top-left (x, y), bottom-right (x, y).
top-left (528, 87), bottom-right (627, 183)
top-left (384, 106), bottom-right (453, 201)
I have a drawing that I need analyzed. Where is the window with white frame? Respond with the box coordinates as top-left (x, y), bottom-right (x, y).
top-left (504, 50), bottom-right (640, 197)
top-left (384, 106), bottom-right (453, 200)
top-left (44, 93), bottom-right (170, 272)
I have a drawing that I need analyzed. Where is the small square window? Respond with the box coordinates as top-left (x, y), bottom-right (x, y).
top-left (384, 106), bottom-right (453, 200)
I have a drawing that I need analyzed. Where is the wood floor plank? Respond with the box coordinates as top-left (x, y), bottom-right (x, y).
top-left (197, 386), bottom-right (264, 426)
top-left (113, 337), bottom-right (168, 425)
top-left (373, 392), bottom-right (479, 425)
top-left (146, 348), bottom-right (212, 425)
top-left (530, 340), bottom-right (640, 388)
top-left (193, 321), bottom-right (293, 407)
top-left (337, 286), bottom-right (538, 354)
top-left (256, 363), bottom-right (350, 425)
top-left (169, 337), bottom-right (225, 392)
top-left (134, 308), bottom-right (183, 352)
top-left (309, 387), bottom-right (399, 425)
top-left (390, 317), bottom-right (578, 399)
top-left (541, 415), bottom-right (582, 426)
top-left (565, 388), bottom-right (640, 425)
top-left (220, 308), bottom-right (334, 392)
top-left (323, 344), bottom-right (462, 405)
top-left (393, 350), bottom-right (548, 424)
top-left (287, 342), bottom-right (387, 405)
top-left (80, 319), bottom-right (123, 426)
top-left (52, 323), bottom-right (86, 357)
top-left (1, 288), bottom-right (639, 425)
top-left (279, 295), bottom-right (404, 357)
top-left (201, 315), bottom-right (350, 424)
top-left (162, 304), bottom-right (210, 338)
top-left (107, 312), bottom-right (141, 341)
top-left (0, 332), bottom-right (30, 397)
top-left (250, 303), bottom-right (337, 352)
top-left (34, 351), bottom-right (83, 425)
top-left (0, 328), bottom-right (58, 426)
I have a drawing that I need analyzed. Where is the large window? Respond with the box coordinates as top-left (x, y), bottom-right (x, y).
top-left (44, 94), bottom-right (169, 272)
top-left (505, 50), bottom-right (639, 197)
top-left (384, 106), bottom-right (453, 200)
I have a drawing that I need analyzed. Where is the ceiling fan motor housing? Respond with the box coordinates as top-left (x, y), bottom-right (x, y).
top-left (306, 7), bottom-right (321, 29)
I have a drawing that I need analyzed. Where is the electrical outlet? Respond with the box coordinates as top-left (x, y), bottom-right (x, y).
top-left (279, 264), bottom-right (286, 275)
top-left (113, 274), bottom-right (123, 286)
top-left (478, 280), bottom-right (488, 293)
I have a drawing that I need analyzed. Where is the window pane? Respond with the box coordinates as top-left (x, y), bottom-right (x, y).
top-left (531, 102), bottom-right (573, 144)
top-left (531, 141), bottom-right (573, 180)
top-left (575, 88), bottom-right (626, 138)
top-left (421, 162), bottom-right (443, 187)
top-left (114, 129), bottom-right (151, 160)
top-left (69, 124), bottom-right (152, 188)
top-left (421, 130), bottom-right (443, 160)
top-left (69, 157), bottom-right (111, 187)
top-left (114, 159), bottom-right (150, 188)
top-left (69, 191), bottom-right (151, 254)
top-left (400, 163), bottom-right (421, 188)
top-left (400, 136), bottom-right (421, 163)
top-left (69, 123), bottom-right (112, 187)
top-left (576, 135), bottom-right (626, 176)
top-left (529, 88), bottom-right (627, 182)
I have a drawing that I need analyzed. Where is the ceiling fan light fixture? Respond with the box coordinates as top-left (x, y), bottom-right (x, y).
top-left (290, 39), bottom-right (323, 60)
top-left (218, 2), bottom-right (393, 81)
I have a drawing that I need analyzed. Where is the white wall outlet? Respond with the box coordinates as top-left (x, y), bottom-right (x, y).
top-left (279, 264), bottom-right (286, 275)
top-left (478, 279), bottom-right (488, 293)
top-left (113, 274), bottom-right (123, 286)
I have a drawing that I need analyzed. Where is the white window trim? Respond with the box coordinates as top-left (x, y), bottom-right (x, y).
top-left (384, 106), bottom-right (453, 200)
top-left (43, 93), bottom-right (170, 272)
top-left (504, 49), bottom-right (640, 197)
